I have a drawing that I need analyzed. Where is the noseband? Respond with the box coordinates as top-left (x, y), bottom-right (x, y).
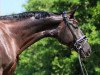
top-left (74, 36), bottom-right (87, 51)
top-left (62, 11), bottom-right (88, 75)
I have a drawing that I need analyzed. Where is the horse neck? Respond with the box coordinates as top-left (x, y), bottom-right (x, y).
top-left (10, 16), bottom-right (62, 54)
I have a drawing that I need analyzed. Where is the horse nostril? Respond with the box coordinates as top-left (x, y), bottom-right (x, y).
top-left (87, 52), bottom-right (90, 57)
top-left (89, 49), bottom-right (92, 54)
top-left (86, 50), bottom-right (91, 57)
top-left (85, 52), bottom-right (89, 57)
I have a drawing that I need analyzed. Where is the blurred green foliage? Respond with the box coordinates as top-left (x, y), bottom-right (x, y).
top-left (15, 0), bottom-right (100, 75)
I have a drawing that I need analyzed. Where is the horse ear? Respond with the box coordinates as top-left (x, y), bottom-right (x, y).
top-left (69, 6), bottom-right (78, 19)
top-left (69, 10), bottom-right (75, 19)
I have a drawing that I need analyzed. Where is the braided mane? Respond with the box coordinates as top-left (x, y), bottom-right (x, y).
top-left (0, 11), bottom-right (53, 20)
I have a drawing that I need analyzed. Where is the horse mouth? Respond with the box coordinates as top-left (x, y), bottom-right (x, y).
top-left (76, 40), bottom-right (92, 58)
top-left (80, 48), bottom-right (91, 58)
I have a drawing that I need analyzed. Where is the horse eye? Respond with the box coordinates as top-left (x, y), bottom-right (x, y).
top-left (69, 19), bottom-right (78, 28)
top-left (69, 19), bottom-right (78, 24)
top-left (72, 20), bottom-right (79, 28)
top-left (73, 20), bottom-right (78, 24)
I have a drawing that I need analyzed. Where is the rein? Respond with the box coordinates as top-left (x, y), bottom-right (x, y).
top-left (77, 51), bottom-right (88, 75)
top-left (62, 11), bottom-right (88, 75)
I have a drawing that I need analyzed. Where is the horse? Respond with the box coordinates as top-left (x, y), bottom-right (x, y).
top-left (0, 11), bottom-right (91, 75)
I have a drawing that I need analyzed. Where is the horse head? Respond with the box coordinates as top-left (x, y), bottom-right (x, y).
top-left (55, 11), bottom-right (91, 58)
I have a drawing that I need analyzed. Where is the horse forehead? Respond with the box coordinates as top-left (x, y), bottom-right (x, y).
top-left (69, 19), bottom-right (78, 24)
top-left (69, 19), bottom-right (76, 21)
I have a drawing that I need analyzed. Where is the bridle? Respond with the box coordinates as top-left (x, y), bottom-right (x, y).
top-left (74, 35), bottom-right (87, 52)
top-left (62, 11), bottom-right (88, 52)
top-left (62, 11), bottom-right (88, 75)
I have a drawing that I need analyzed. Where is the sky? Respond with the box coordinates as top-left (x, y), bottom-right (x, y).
top-left (0, 0), bottom-right (27, 15)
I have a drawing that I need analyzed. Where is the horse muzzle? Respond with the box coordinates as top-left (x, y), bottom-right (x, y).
top-left (74, 36), bottom-right (92, 58)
